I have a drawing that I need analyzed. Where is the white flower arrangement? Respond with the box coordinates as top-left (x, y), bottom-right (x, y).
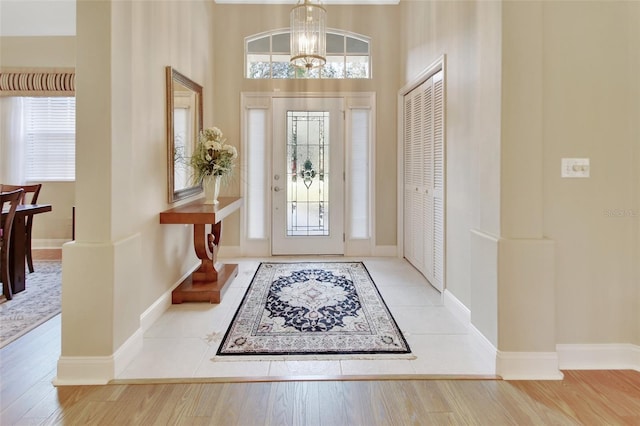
top-left (190, 127), bottom-right (238, 184)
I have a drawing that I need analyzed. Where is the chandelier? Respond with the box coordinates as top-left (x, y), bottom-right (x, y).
top-left (290, 0), bottom-right (327, 70)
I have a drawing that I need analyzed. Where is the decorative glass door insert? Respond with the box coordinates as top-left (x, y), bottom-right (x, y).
top-left (286, 111), bottom-right (330, 236)
top-left (272, 97), bottom-right (344, 255)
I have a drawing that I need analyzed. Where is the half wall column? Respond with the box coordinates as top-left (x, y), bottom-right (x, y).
top-left (56, 0), bottom-right (141, 385)
top-left (497, 1), bottom-right (560, 380)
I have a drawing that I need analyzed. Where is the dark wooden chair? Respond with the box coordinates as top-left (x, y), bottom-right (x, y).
top-left (0, 184), bottom-right (42, 273)
top-left (1, 188), bottom-right (23, 300)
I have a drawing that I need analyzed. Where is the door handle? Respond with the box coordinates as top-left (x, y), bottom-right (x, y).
top-left (274, 186), bottom-right (281, 192)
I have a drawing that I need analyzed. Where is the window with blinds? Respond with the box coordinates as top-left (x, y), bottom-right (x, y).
top-left (246, 108), bottom-right (268, 239)
top-left (349, 109), bottom-right (371, 239)
top-left (24, 97), bottom-right (76, 181)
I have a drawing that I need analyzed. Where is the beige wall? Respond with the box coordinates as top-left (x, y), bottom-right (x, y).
top-left (211, 4), bottom-right (400, 246)
top-left (399, 0), bottom-right (503, 344)
top-left (0, 36), bottom-right (75, 68)
top-left (540, 1), bottom-right (639, 345)
top-left (499, 0), bottom-right (640, 352)
top-left (500, 0), bottom-right (639, 350)
top-left (0, 36), bottom-right (76, 245)
top-left (400, 0), bottom-right (640, 351)
top-left (635, 4), bottom-right (640, 348)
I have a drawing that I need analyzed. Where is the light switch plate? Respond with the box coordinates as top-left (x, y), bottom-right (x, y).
top-left (561, 158), bottom-right (590, 178)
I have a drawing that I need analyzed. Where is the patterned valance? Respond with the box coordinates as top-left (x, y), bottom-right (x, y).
top-left (0, 68), bottom-right (75, 96)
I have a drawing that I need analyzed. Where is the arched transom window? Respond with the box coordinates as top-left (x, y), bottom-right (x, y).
top-left (245, 29), bottom-right (371, 79)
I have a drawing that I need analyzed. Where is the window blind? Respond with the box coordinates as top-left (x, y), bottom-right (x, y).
top-left (349, 109), bottom-right (370, 239)
top-left (246, 108), bottom-right (267, 239)
top-left (25, 97), bottom-right (76, 181)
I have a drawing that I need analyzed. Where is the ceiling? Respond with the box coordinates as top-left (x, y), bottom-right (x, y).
top-left (0, 0), bottom-right (75, 36)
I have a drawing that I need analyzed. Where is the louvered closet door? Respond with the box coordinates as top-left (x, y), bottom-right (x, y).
top-left (411, 85), bottom-right (426, 272)
top-left (403, 92), bottom-right (415, 266)
top-left (404, 86), bottom-right (425, 272)
top-left (403, 70), bottom-right (445, 292)
top-left (421, 79), bottom-right (434, 283)
top-left (431, 71), bottom-right (444, 291)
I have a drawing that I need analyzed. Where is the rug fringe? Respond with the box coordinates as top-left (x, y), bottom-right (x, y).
top-left (211, 354), bottom-right (417, 362)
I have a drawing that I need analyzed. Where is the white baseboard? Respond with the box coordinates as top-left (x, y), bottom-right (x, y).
top-left (469, 322), bottom-right (498, 363)
top-left (53, 356), bottom-right (116, 386)
top-left (496, 351), bottom-right (564, 380)
top-left (228, 245), bottom-right (396, 258)
top-left (557, 344), bottom-right (640, 371)
top-left (113, 328), bottom-right (145, 377)
top-left (139, 291), bottom-right (172, 333)
top-left (372, 245), bottom-right (397, 257)
top-left (444, 290), bottom-right (637, 378)
top-left (139, 262), bottom-right (199, 332)
top-left (443, 279), bottom-right (561, 381)
top-left (443, 289), bottom-right (470, 325)
top-left (54, 263), bottom-right (199, 386)
top-left (443, 289), bottom-right (497, 373)
top-left (443, 292), bottom-right (563, 381)
top-left (53, 326), bottom-right (145, 386)
top-left (33, 238), bottom-right (70, 249)
top-left (53, 327), bottom-right (142, 386)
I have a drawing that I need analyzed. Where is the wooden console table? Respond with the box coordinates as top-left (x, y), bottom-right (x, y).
top-left (159, 196), bottom-right (242, 303)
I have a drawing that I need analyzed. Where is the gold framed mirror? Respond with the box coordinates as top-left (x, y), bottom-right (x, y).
top-left (166, 66), bottom-right (203, 203)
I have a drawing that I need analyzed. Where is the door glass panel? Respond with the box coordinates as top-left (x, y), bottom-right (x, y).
top-left (286, 111), bottom-right (330, 236)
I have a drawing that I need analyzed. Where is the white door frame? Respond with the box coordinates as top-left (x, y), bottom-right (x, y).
top-left (239, 92), bottom-right (376, 258)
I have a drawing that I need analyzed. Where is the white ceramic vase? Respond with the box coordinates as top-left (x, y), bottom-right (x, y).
top-left (203, 175), bottom-right (221, 205)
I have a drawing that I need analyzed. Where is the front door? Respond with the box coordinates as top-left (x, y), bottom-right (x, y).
top-left (272, 97), bottom-right (344, 255)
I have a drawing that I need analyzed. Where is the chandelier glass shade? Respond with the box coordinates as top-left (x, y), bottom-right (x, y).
top-left (290, 0), bottom-right (327, 70)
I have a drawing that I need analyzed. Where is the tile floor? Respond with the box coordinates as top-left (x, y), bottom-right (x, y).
top-left (117, 257), bottom-right (496, 380)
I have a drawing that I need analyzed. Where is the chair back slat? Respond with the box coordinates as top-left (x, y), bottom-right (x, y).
top-left (1, 188), bottom-right (24, 300)
top-left (0, 184), bottom-right (41, 205)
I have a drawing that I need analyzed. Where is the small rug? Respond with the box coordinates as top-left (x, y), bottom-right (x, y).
top-left (216, 262), bottom-right (411, 359)
top-left (0, 261), bottom-right (62, 348)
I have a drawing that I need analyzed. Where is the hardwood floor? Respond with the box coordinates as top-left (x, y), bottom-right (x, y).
top-left (3, 251), bottom-right (639, 424)
top-left (2, 315), bottom-right (640, 425)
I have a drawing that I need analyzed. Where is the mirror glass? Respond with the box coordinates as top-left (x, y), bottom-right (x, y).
top-left (166, 66), bottom-right (203, 202)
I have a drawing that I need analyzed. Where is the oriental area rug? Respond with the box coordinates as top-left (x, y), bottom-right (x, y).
top-left (0, 261), bottom-right (62, 348)
top-left (215, 262), bottom-right (411, 359)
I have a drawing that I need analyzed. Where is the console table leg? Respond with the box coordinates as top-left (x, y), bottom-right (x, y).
top-left (171, 263), bottom-right (238, 304)
top-left (172, 220), bottom-right (236, 304)
top-left (192, 222), bottom-right (221, 282)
